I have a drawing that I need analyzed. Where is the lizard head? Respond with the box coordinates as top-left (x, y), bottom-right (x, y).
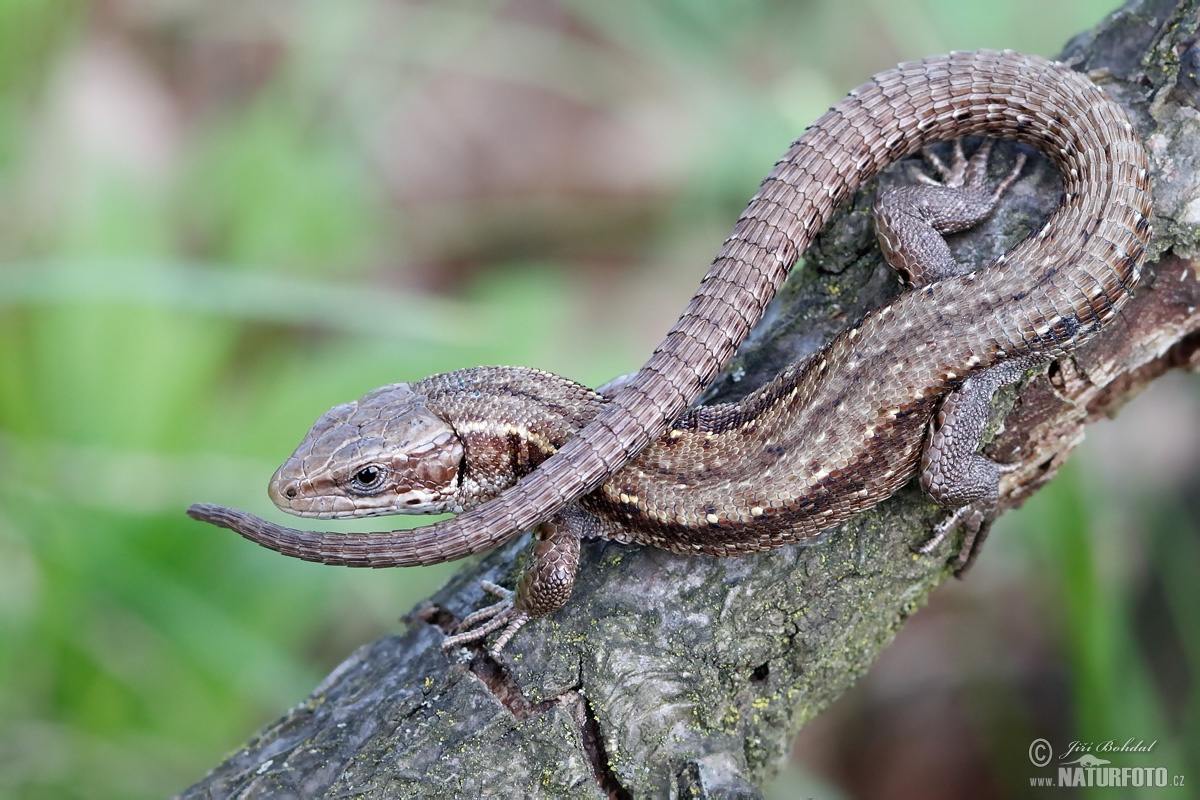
top-left (268, 382), bottom-right (465, 519)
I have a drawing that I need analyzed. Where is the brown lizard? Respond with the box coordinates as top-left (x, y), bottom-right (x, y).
top-left (188, 50), bottom-right (1152, 655)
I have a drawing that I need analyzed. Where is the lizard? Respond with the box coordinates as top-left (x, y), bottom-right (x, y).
top-left (188, 49), bottom-right (1152, 655)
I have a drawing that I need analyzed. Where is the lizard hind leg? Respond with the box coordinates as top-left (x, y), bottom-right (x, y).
top-left (917, 355), bottom-right (1043, 574)
top-left (873, 138), bottom-right (1027, 286)
top-left (441, 512), bottom-right (582, 657)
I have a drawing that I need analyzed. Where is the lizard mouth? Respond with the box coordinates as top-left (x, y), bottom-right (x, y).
top-left (268, 474), bottom-right (456, 519)
top-left (274, 504), bottom-right (402, 520)
top-left (267, 475), bottom-right (365, 518)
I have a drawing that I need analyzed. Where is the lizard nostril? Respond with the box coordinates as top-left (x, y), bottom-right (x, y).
top-left (286, 486), bottom-right (297, 499)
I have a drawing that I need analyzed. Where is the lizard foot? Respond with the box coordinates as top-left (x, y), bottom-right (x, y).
top-left (917, 501), bottom-right (994, 577)
top-left (440, 581), bottom-right (531, 657)
top-left (919, 450), bottom-right (1024, 558)
top-left (917, 138), bottom-right (1026, 198)
top-left (875, 139), bottom-right (1029, 286)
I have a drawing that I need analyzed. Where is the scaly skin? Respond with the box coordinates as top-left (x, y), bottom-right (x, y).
top-left (188, 50), bottom-right (1152, 653)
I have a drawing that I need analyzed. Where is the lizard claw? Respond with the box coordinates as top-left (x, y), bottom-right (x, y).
top-left (920, 138), bottom-right (977, 187)
top-left (917, 143), bottom-right (953, 182)
top-left (996, 458), bottom-right (1023, 475)
top-left (440, 581), bottom-right (531, 657)
top-left (916, 503), bottom-right (991, 577)
top-left (917, 505), bottom-right (971, 555)
top-left (914, 138), bottom-right (1023, 197)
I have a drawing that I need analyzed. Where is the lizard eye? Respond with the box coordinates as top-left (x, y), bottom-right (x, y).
top-left (348, 464), bottom-right (388, 495)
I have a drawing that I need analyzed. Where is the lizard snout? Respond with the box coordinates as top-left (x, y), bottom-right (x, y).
top-left (267, 471), bottom-right (301, 511)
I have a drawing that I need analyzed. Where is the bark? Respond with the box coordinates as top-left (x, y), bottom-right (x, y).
top-left (183, 1), bottom-right (1200, 797)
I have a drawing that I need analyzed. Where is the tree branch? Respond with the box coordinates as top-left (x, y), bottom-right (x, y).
top-left (184, 1), bottom-right (1199, 796)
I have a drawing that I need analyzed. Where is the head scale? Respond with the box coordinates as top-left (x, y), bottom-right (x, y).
top-left (268, 383), bottom-right (464, 518)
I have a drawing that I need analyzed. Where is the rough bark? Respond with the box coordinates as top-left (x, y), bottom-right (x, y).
top-left (183, 1), bottom-right (1200, 797)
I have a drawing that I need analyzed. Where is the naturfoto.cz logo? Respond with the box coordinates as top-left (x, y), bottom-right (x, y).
top-left (1027, 738), bottom-right (1184, 789)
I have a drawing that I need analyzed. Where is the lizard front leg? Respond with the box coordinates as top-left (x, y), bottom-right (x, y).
top-left (442, 511), bottom-right (582, 656)
top-left (874, 140), bottom-right (1039, 572)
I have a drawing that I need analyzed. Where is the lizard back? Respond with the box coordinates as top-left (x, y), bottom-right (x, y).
top-left (189, 50), bottom-right (1152, 567)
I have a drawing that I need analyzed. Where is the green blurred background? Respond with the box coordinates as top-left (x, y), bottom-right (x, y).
top-left (1, 1), bottom-right (1195, 797)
